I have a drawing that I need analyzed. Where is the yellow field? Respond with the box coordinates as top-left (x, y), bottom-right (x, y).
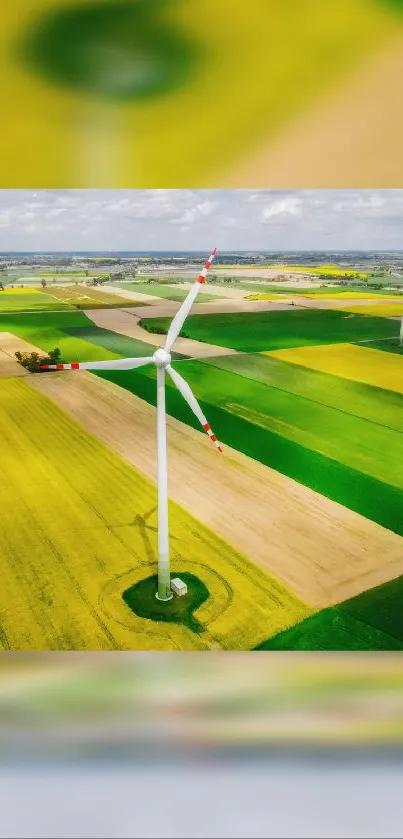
top-left (0, 378), bottom-right (310, 650)
top-left (245, 293), bottom-right (292, 301)
top-left (303, 291), bottom-right (402, 300)
top-left (45, 285), bottom-right (139, 308)
top-left (266, 343), bottom-right (403, 395)
top-left (331, 303), bottom-right (403, 317)
top-left (270, 267), bottom-right (369, 278)
top-left (1, 287), bottom-right (41, 295)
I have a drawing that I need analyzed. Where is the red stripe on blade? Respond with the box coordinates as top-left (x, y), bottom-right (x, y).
top-left (56, 364), bottom-right (64, 370)
top-left (203, 423), bottom-right (211, 431)
top-left (197, 275), bottom-right (205, 284)
top-left (71, 363), bottom-right (80, 370)
top-left (210, 434), bottom-right (217, 442)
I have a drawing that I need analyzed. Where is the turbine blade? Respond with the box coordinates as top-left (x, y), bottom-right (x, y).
top-left (40, 356), bottom-right (153, 372)
top-left (164, 247), bottom-right (217, 352)
top-left (166, 364), bottom-right (223, 452)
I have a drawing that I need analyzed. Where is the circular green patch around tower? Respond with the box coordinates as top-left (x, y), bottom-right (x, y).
top-left (18, 1), bottom-right (198, 101)
top-left (123, 572), bottom-right (209, 633)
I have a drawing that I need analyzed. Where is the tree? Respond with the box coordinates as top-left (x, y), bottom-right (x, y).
top-left (41, 279), bottom-right (47, 288)
top-left (0, 282), bottom-right (3, 291)
top-left (15, 347), bottom-right (62, 373)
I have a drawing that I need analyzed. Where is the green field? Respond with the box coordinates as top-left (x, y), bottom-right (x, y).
top-left (117, 281), bottom-right (222, 303)
top-left (256, 576), bottom-right (403, 651)
top-left (360, 338), bottom-right (403, 356)
top-left (0, 311), bottom-right (122, 363)
top-left (140, 309), bottom-right (398, 352)
top-left (96, 360), bottom-right (403, 538)
top-left (0, 289), bottom-right (73, 313)
top-left (199, 352), bottom-right (403, 433)
top-left (64, 324), bottom-right (189, 360)
top-left (211, 280), bottom-right (403, 295)
top-left (40, 272), bottom-right (109, 277)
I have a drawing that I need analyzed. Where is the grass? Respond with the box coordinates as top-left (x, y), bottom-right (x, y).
top-left (201, 352), bottom-right (403, 433)
top-left (256, 576), bottom-right (403, 651)
top-left (333, 303), bottom-right (403, 317)
top-left (0, 378), bottom-right (309, 650)
top-left (123, 573), bottom-right (209, 633)
top-left (0, 311), bottom-right (123, 363)
top-left (44, 286), bottom-right (144, 309)
top-left (116, 281), bottom-right (222, 303)
top-left (64, 325), bottom-right (189, 360)
top-left (97, 364), bottom-right (403, 537)
top-left (139, 309), bottom-right (398, 352)
top-left (0, 288), bottom-right (73, 313)
top-left (363, 339), bottom-right (403, 356)
top-left (4, 276), bottom-right (105, 286)
top-left (213, 282), bottom-right (403, 295)
top-left (255, 610), bottom-right (403, 651)
top-left (117, 281), bottom-right (190, 302)
top-left (268, 343), bottom-right (403, 395)
top-left (40, 272), bottom-right (109, 277)
top-left (158, 359), bottom-right (403, 490)
top-left (245, 293), bottom-right (293, 301)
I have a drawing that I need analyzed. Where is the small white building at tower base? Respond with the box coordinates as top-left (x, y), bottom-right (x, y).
top-left (171, 578), bottom-right (187, 597)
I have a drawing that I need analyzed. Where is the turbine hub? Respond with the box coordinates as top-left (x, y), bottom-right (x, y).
top-left (153, 348), bottom-right (171, 367)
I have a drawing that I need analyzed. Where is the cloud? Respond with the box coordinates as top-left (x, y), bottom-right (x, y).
top-left (24, 201), bottom-right (48, 210)
top-left (0, 189), bottom-right (402, 251)
top-left (46, 208), bottom-right (67, 219)
top-left (260, 197), bottom-right (303, 222)
top-left (333, 193), bottom-right (385, 213)
top-left (170, 200), bottom-right (218, 226)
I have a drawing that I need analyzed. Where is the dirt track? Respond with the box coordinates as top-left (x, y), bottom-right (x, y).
top-left (171, 283), bottom-right (251, 299)
top-left (31, 371), bottom-right (403, 609)
top-left (100, 284), bottom-right (162, 304)
top-left (293, 296), bottom-right (403, 309)
top-left (121, 299), bottom-right (295, 319)
top-left (0, 332), bottom-right (44, 377)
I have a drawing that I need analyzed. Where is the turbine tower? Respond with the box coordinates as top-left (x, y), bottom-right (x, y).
top-left (400, 314), bottom-right (403, 347)
top-left (41, 248), bottom-right (221, 602)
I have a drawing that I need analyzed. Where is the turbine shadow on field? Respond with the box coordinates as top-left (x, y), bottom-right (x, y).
top-left (132, 505), bottom-right (158, 564)
top-left (130, 505), bottom-right (181, 564)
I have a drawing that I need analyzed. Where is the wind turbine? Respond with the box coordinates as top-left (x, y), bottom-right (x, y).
top-left (41, 248), bottom-right (222, 602)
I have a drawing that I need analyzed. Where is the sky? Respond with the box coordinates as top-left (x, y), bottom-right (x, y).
top-left (0, 190), bottom-right (403, 251)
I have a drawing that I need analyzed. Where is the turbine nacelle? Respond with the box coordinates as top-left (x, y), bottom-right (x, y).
top-left (153, 348), bottom-right (172, 367)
